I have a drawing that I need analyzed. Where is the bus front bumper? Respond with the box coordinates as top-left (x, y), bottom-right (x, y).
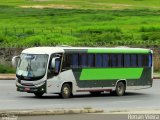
top-left (16, 82), bottom-right (46, 93)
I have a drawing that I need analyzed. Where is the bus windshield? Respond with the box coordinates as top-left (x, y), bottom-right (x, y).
top-left (16, 54), bottom-right (48, 79)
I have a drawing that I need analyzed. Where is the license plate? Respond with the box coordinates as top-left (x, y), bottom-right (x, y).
top-left (25, 87), bottom-right (30, 91)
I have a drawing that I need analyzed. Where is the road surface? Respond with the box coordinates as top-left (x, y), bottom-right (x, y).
top-left (0, 80), bottom-right (160, 111)
top-left (18, 114), bottom-right (127, 120)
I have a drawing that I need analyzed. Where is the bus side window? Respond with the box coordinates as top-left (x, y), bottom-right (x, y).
top-left (95, 54), bottom-right (103, 67)
top-left (124, 54), bottom-right (130, 67)
top-left (148, 54), bottom-right (152, 67)
top-left (142, 54), bottom-right (149, 67)
top-left (71, 54), bottom-right (79, 68)
top-left (88, 54), bottom-right (94, 67)
top-left (103, 54), bottom-right (109, 67)
top-left (138, 54), bottom-right (142, 67)
top-left (110, 54), bottom-right (117, 67)
top-left (62, 54), bottom-right (71, 70)
top-left (131, 54), bottom-right (137, 67)
top-left (79, 54), bottom-right (87, 68)
top-left (117, 54), bottom-right (123, 67)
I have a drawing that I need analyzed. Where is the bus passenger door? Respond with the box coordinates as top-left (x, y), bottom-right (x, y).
top-left (47, 53), bottom-right (63, 93)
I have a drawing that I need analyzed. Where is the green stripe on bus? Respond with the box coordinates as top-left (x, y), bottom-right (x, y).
top-left (88, 49), bottom-right (150, 54)
top-left (80, 68), bottom-right (143, 80)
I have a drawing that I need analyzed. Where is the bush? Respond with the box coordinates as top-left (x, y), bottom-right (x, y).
top-left (25, 30), bottom-right (34, 35)
top-left (0, 64), bottom-right (15, 73)
top-left (141, 32), bottom-right (160, 41)
top-left (0, 34), bottom-right (5, 43)
top-left (140, 26), bottom-right (160, 32)
top-left (86, 28), bottom-right (121, 34)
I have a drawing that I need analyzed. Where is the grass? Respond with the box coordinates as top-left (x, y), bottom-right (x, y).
top-left (0, 64), bottom-right (15, 73)
top-left (0, 7), bottom-right (160, 47)
top-left (0, 0), bottom-right (160, 72)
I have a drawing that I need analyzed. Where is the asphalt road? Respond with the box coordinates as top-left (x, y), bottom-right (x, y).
top-left (0, 80), bottom-right (160, 111)
top-left (18, 114), bottom-right (127, 120)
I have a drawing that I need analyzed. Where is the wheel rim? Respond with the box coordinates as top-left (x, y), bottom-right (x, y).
top-left (118, 85), bottom-right (124, 95)
top-left (63, 86), bottom-right (69, 96)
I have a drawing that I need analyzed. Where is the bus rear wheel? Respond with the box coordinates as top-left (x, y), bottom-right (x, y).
top-left (115, 82), bottom-right (126, 96)
top-left (60, 84), bottom-right (72, 99)
top-left (34, 92), bottom-right (44, 98)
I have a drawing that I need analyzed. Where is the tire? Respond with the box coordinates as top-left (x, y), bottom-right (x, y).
top-left (60, 84), bottom-right (72, 99)
top-left (90, 91), bottom-right (101, 96)
top-left (34, 92), bottom-right (44, 98)
top-left (115, 82), bottom-right (126, 96)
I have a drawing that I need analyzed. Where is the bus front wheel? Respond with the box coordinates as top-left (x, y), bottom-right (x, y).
top-left (60, 84), bottom-right (72, 99)
top-left (115, 82), bottom-right (126, 96)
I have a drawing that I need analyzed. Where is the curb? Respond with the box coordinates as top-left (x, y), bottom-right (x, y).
top-left (1, 108), bottom-right (160, 116)
top-left (153, 77), bottom-right (160, 79)
top-left (103, 109), bottom-right (160, 114)
top-left (0, 108), bottom-right (104, 117)
top-left (0, 74), bottom-right (15, 80)
top-left (0, 78), bottom-right (15, 80)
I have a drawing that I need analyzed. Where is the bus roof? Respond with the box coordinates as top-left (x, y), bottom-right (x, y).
top-left (22, 47), bottom-right (152, 54)
top-left (22, 47), bottom-right (64, 54)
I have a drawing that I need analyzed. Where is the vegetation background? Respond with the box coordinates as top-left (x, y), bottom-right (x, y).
top-left (0, 0), bottom-right (160, 73)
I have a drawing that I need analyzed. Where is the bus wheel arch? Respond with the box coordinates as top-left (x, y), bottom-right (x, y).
top-left (60, 82), bottom-right (73, 98)
top-left (114, 80), bottom-right (126, 96)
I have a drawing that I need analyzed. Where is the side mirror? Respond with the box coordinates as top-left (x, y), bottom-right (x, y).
top-left (51, 58), bottom-right (56, 69)
top-left (12, 56), bottom-right (20, 68)
top-left (51, 57), bottom-right (61, 73)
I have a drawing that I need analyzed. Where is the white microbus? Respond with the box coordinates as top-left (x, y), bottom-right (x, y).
top-left (12, 47), bottom-right (153, 98)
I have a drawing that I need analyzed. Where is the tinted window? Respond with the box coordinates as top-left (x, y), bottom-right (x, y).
top-left (117, 54), bottom-right (123, 67)
top-left (142, 54), bottom-right (149, 67)
top-left (124, 54), bottom-right (130, 67)
top-left (148, 54), bottom-right (152, 67)
top-left (71, 54), bottom-right (78, 68)
top-left (143, 55), bottom-right (149, 67)
top-left (79, 54), bottom-right (87, 68)
top-left (88, 54), bottom-right (94, 67)
top-left (138, 54), bottom-right (142, 67)
top-left (95, 54), bottom-right (103, 67)
top-left (65, 53), bottom-right (151, 69)
top-left (110, 54), bottom-right (117, 67)
top-left (131, 54), bottom-right (137, 67)
top-left (103, 54), bottom-right (109, 67)
top-left (63, 54), bottom-right (71, 69)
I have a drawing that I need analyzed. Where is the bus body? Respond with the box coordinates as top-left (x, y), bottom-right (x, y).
top-left (12, 47), bottom-right (153, 98)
